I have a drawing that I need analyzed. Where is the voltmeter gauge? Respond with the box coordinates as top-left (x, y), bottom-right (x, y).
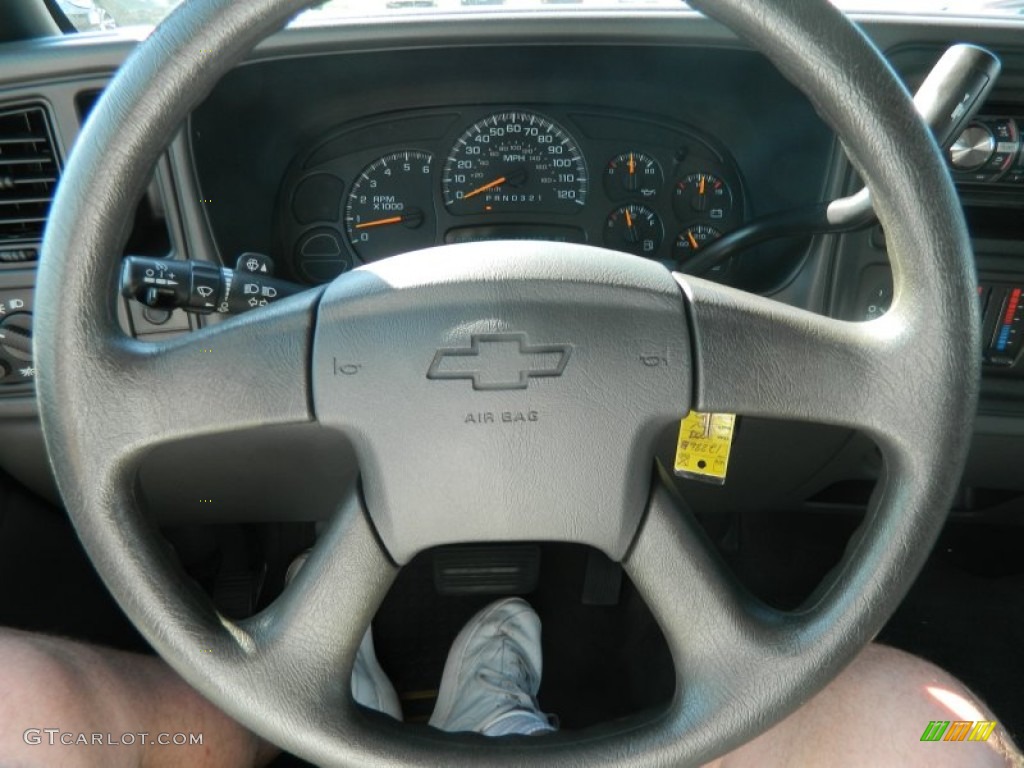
top-left (603, 152), bottom-right (663, 200)
top-left (604, 204), bottom-right (663, 257)
top-left (344, 150), bottom-right (436, 262)
top-left (673, 173), bottom-right (733, 221)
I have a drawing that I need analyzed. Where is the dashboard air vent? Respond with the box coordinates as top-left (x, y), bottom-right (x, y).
top-left (0, 105), bottom-right (59, 248)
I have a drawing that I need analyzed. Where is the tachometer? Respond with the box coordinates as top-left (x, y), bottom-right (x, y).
top-left (344, 150), bottom-right (436, 262)
top-left (442, 111), bottom-right (588, 215)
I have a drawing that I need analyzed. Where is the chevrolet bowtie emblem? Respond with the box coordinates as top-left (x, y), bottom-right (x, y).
top-left (427, 333), bottom-right (572, 391)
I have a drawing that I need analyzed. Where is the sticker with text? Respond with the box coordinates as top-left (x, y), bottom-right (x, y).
top-left (674, 411), bottom-right (736, 485)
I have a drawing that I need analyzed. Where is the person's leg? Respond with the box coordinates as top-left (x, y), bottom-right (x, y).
top-left (0, 627), bottom-right (276, 768)
top-left (11, 604), bottom-right (1016, 768)
top-left (710, 643), bottom-right (1023, 768)
top-left (424, 599), bottom-right (1022, 768)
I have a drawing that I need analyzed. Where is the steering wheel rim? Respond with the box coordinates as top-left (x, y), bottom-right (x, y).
top-left (35, 1), bottom-right (979, 766)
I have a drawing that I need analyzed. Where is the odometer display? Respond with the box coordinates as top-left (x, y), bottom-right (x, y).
top-left (443, 111), bottom-right (588, 215)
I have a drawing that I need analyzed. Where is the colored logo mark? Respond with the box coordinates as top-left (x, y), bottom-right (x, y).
top-left (920, 720), bottom-right (997, 742)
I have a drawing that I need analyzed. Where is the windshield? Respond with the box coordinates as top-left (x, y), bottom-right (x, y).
top-left (55, 0), bottom-right (1024, 33)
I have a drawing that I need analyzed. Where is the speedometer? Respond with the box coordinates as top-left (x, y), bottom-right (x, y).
top-left (442, 111), bottom-right (588, 215)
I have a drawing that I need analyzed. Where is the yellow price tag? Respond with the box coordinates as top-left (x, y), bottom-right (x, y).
top-left (674, 411), bottom-right (737, 485)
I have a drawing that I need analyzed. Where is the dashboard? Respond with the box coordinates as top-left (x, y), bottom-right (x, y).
top-left (275, 106), bottom-right (745, 282)
top-left (0, 11), bottom-right (1023, 521)
top-left (190, 42), bottom-right (834, 301)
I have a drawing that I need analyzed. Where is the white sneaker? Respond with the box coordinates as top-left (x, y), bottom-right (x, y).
top-left (428, 598), bottom-right (556, 736)
top-left (286, 551), bottom-right (402, 721)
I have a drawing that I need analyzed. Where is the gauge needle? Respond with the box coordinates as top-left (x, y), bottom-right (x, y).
top-left (628, 153), bottom-right (636, 176)
top-left (625, 208), bottom-right (634, 229)
top-left (354, 209), bottom-right (425, 230)
top-left (462, 176), bottom-right (507, 201)
top-left (687, 231), bottom-right (700, 250)
top-left (698, 176), bottom-right (706, 196)
top-left (354, 215), bottom-right (404, 229)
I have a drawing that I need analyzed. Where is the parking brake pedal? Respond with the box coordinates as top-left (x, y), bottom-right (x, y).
top-left (433, 544), bottom-right (540, 596)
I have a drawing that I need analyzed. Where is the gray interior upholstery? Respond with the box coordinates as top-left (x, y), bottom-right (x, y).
top-left (33, 0), bottom-right (979, 764)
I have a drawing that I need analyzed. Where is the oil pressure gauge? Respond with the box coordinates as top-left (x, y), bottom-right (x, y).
top-left (603, 152), bottom-right (663, 201)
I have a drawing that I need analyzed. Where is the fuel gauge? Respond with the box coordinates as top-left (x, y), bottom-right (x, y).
top-left (604, 204), bottom-right (663, 257)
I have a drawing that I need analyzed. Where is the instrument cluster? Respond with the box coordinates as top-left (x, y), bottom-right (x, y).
top-left (276, 107), bottom-right (747, 284)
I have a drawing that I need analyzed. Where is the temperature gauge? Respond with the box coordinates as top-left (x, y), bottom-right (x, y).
top-left (604, 204), bottom-right (663, 257)
top-left (674, 224), bottom-right (723, 260)
top-left (673, 173), bottom-right (733, 221)
top-left (603, 152), bottom-right (663, 200)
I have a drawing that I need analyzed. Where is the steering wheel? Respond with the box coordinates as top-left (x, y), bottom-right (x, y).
top-left (35, 0), bottom-right (979, 765)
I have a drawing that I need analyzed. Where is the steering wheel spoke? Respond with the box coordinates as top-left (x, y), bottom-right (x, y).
top-left (628, 484), bottom-right (769, 676)
top-left (678, 274), bottom-right (910, 443)
top-left (626, 484), bottom-right (815, 744)
top-left (87, 492), bottom-right (399, 745)
top-left (78, 289), bottom-right (321, 470)
top-left (234, 493), bottom-right (398, 716)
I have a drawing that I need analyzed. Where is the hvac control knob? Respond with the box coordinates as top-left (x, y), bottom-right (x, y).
top-left (0, 312), bottom-right (34, 362)
top-left (950, 123), bottom-right (996, 171)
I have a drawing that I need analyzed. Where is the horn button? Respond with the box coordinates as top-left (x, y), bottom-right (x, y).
top-left (312, 242), bottom-right (691, 563)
